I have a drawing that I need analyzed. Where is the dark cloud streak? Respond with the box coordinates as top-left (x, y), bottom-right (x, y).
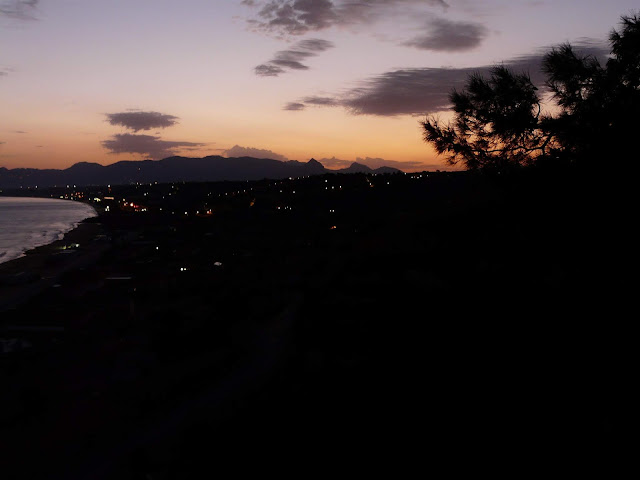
top-left (286, 41), bottom-right (609, 116)
top-left (302, 96), bottom-right (338, 106)
top-left (105, 111), bottom-right (179, 132)
top-left (319, 155), bottom-right (427, 171)
top-left (244, 0), bottom-right (448, 37)
top-left (255, 38), bottom-right (334, 77)
top-left (102, 133), bottom-right (205, 159)
top-left (223, 145), bottom-right (288, 161)
top-left (283, 102), bottom-right (306, 111)
top-left (255, 64), bottom-right (286, 76)
top-left (0, 0), bottom-right (39, 20)
top-left (404, 17), bottom-right (489, 52)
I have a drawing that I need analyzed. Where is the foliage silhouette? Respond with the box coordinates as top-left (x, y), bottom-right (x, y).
top-left (421, 66), bottom-right (552, 171)
top-left (543, 13), bottom-right (640, 167)
top-left (422, 13), bottom-right (640, 171)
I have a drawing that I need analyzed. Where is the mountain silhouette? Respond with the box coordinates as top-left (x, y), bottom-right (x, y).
top-left (0, 156), bottom-right (400, 188)
top-left (339, 162), bottom-right (372, 173)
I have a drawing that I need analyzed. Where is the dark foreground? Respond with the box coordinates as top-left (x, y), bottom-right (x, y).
top-left (0, 169), bottom-right (633, 478)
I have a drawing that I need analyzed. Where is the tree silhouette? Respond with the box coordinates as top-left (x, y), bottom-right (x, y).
top-left (421, 66), bottom-right (553, 171)
top-left (422, 13), bottom-right (640, 171)
top-left (543, 13), bottom-right (640, 166)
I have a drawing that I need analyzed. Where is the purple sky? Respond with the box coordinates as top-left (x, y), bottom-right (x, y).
top-left (1, 0), bottom-right (636, 171)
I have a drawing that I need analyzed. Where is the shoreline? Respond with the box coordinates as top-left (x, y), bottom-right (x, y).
top-left (0, 215), bottom-right (109, 313)
top-left (0, 196), bottom-right (99, 266)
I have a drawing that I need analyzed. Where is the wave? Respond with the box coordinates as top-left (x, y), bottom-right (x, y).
top-left (0, 198), bottom-right (97, 266)
top-left (0, 223), bottom-right (79, 265)
top-left (0, 247), bottom-right (28, 265)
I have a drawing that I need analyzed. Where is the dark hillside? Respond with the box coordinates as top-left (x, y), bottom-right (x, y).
top-left (0, 168), bottom-right (630, 477)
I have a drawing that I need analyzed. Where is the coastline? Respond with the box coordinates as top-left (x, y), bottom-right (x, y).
top-left (0, 215), bottom-right (109, 313)
top-left (0, 196), bottom-right (100, 265)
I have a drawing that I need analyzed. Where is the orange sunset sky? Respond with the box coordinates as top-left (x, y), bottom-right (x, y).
top-left (1, 1), bottom-right (636, 172)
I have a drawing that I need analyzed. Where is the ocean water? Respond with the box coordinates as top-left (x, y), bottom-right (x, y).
top-left (0, 197), bottom-right (97, 265)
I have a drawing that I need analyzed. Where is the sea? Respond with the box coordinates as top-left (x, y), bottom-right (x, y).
top-left (0, 197), bottom-right (97, 265)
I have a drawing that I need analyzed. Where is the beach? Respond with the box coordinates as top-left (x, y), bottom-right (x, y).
top-left (0, 217), bottom-right (108, 312)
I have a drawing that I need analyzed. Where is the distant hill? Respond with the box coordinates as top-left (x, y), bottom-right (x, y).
top-left (338, 162), bottom-right (372, 173)
top-left (0, 156), bottom-right (400, 188)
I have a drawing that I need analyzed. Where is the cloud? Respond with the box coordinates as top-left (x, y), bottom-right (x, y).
top-left (255, 64), bottom-right (286, 76)
top-left (341, 66), bottom-right (476, 116)
top-left (355, 156), bottom-right (426, 171)
top-left (404, 17), bottom-right (488, 52)
top-left (105, 110), bottom-right (179, 132)
top-left (290, 66), bottom-right (473, 116)
top-left (223, 144), bottom-right (288, 161)
top-left (284, 95), bottom-right (338, 111)
top-left (243, 0), bottom-right (448, 37)
top-left (302, 95), bottom-right (339, 106)
top-left (0, 0), bottom-right (39, 20)
top-left (318, 156), bottom-right (368, 169)
top-left (102, 133), bottom-right (205, 159)
top-left (319, 156), bottom-right (427, 171)
top-left (247, 0), bottom-right (336, 36)
top-left (286, 40), bottom-right (609, 116)
top-left (11, 130), bottom-right (27, 134)
top-left (255, 38), bottom-right (334, 76)
top-left (283, 102), bottom-right (306, 111)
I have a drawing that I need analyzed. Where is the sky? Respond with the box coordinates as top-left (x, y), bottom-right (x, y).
top-left (0, 0), bottom-right (637, 172)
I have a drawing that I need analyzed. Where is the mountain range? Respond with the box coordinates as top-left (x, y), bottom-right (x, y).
top-left (0, 156), bottom-right (400, 189)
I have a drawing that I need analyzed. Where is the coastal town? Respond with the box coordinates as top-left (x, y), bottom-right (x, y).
top-left (1, 168), bottom-right (623, 477)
